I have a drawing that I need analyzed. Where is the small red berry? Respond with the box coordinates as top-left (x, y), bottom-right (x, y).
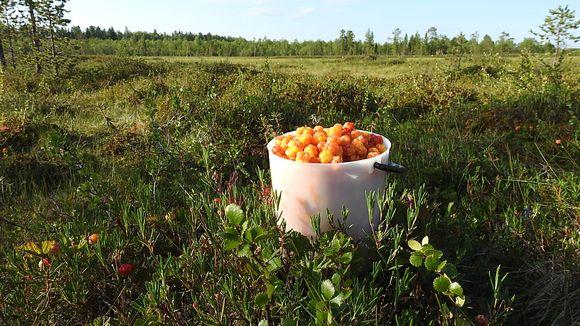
top-left (555, 139), bottom-right (562, 145)
top-left (192, 302), bottom-right (199, 310)
top-left (118, 263), bottom-right (135, 277)
top-left (474, 314), bottom-right (489, 326)
top-left (50, 242), bottom-right (60, 255)
top-left (39, 258), bottom-right (51, 269)
top-left (213, 198), bottom-right (221, 204)
top-left (514, 125), bottom-right (521, 132)
top-left (88, 233), bottom-right (100, 245)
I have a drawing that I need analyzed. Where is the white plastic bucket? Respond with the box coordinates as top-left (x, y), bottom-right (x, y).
top-left (267, 131), bottom-right (404, 239)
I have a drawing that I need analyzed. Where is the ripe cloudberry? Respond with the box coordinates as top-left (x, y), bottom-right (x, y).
top-left (272, 122), bottom-right (387, 164)
top-left (88, 233), bottom-right (100, 245)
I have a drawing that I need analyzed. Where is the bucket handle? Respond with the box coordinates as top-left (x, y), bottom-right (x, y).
top-left (374, 162), bottom-right (407, 174)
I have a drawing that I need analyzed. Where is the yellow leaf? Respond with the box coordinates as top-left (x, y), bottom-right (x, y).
top-left (18, 241), bottom-right (41, 255)
top-left (41, 240), bottom-right (56, 254)
top-left (77, 238), bottom-right (87, 250)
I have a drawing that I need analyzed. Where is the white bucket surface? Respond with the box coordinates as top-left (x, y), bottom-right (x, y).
top-left (267, 131), bottom-right (392, 239)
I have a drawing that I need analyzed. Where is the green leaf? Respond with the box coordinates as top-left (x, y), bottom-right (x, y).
top-left (224, 238), bottom-right (242, 251)
top-left (266, 277), bottom-right (283, 297)
top-left (327, 309), bottom-right (333, 324)
top-left (218, 227), bottom-right (239, 241)
top-left (253, 226), bottom-right (267, 241)
top-left (225, 204), bottom-right (244, 226)
top-left (421, 236), bottom-right (429, 245)
top-left (423, 249), bottom-right (443, 259)
top-left (449, 282), bottom-right (463, 296)
top-left (288, 232), bottom-right (312, 255)
top-left (236, 243), bottom-right (251, 257)
top-left (407, 239), bottom-right (422, 251)
top-left (323, 246), bottom-right (339, 257)
top-left (421, 244), bottom-right (434, 251)
top-left (446, 202), bottom-right (454, 215)
top-left (343, 279), bottom-right (353, 288)
top-left (321, 279), bottom-right (335, 300)
top-left (315, 311), bottom-right (329, 325)
top-left (342, 288), bottom-right (353, 300)
top-left (455, 295), bottom-right (465, 307)
top-left (254, 292), bottom-right (269, 307)
top-left (258, 320), bottom-right (268, 326)
top-left (433, 275), bottom-right (451, 293)
top-left (244, 229), bottom-right (253, 242)
top-left (330, 293), bottom-right (344, 307)
top-left (338, 252), bottom-right (352, 264)
top-left (424, 255), bottom-right (440, 272)
top-left (436, 260), bottom-right (447, 272)
top-left (442, 263), bottom-right (458, 278)
top-left (267, 256), bottom-right (283, 273)
top-left (409, 254), bottom-right (423, 267)
top-left (331, 273), bottom-right (341, 287)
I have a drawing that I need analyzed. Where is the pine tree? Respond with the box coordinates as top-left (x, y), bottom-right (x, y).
top-left (364, 28), bottom-right (375, 56)
top-left (531, 5), bottom-right (579, 69)
top-left (480, 34), bottom-right (494, 54)
top-left (39, 0), bottom-right (69, 73)
top-left (497, 31), bottom-right (514, 53)
top-left (0, 33), bottom-right (5, 69)
top-left (424, 27), bottom-right (438, 55)
top-left (22, 0), bottom-right (42, 73)
top-left (345, 30), bottom-right (354, 55)
top-left (391, 28), bottom-right (401, 55)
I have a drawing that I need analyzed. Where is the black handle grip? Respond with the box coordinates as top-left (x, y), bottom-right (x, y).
top-left (374, 162), bottom-right (407, 174)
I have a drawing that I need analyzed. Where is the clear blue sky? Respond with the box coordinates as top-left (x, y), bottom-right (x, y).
top-left (67, 0), bottom-right (578, 42)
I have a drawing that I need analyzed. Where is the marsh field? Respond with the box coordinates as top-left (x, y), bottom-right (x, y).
top-left (0, 54), bottom-right (578, 325)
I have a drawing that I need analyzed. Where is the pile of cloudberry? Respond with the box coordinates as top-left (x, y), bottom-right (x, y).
top-left (272, 122), bottom-right (387, 163)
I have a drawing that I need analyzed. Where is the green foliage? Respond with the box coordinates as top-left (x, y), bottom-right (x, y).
top-left (0, 52), bottom-right (578, 325)
top-left (408, 236), bottom-right (465, 307)
top-left (58, 25), bottom-right (558, 58)
top-left (531, 5), bottom-right (580, 83)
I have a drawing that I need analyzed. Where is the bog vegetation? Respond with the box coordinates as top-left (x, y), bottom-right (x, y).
top-left (0, 1), bottom-right (579, 325)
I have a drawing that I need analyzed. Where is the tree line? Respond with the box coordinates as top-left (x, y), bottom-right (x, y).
top-left (0, 0), bottom-right (577, 76)
top-left (64, 26), bottom-right (554, 57)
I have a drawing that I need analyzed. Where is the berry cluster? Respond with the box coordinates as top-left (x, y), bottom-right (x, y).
top-left (272, 122), bottom-right (387, 163)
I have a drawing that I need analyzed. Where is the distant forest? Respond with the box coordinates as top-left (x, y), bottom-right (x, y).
top-left (1, 0), bottom-right (576, 76)
top-left (63, 26), bottom-right (555, 57)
